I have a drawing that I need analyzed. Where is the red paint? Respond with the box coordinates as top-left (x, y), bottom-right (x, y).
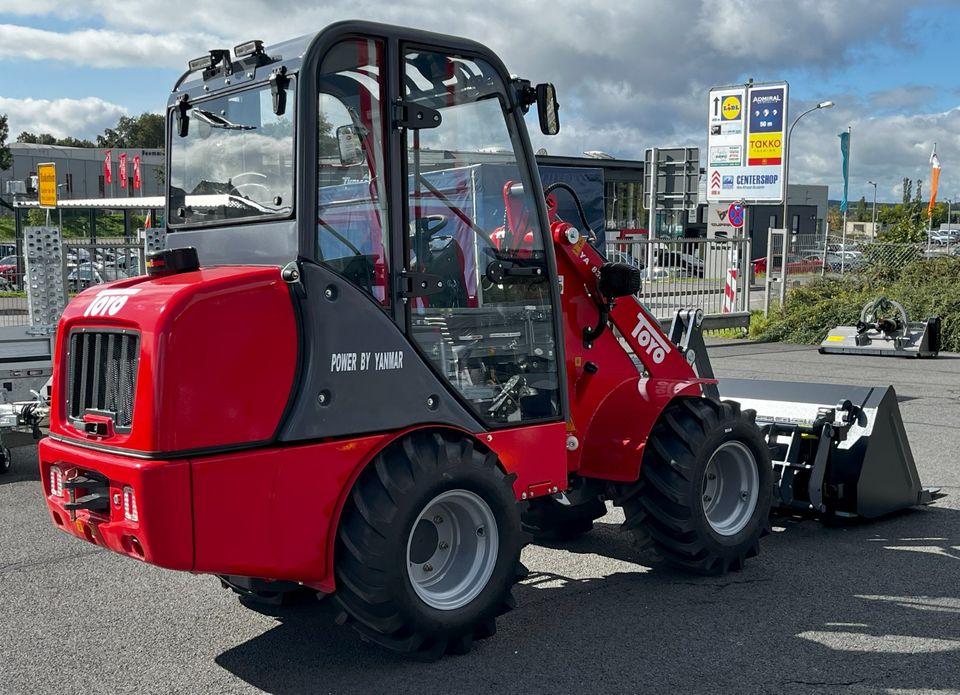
top-left (39, 437), bottom-right (193, 570)
top-left (44, 422), bottom-right (567, 593)
top-left (49, 266), bottom-right (297, 454)
top-left (551, 220), bottom-right (713, 480)
top-left (42, 189), bottom-right (712, 594)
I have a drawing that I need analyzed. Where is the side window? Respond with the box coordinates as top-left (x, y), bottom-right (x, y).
top-left (404, 50), bottom-right (560, 426)
top-left (316, 39), bottom-right (390, 306)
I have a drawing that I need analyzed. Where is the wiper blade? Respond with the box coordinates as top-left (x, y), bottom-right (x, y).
top-left (193, 108), bottom-right (256, 130)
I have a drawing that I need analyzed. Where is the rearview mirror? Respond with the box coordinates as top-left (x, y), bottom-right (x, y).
top-left (536, 83), bottom-right (560, 135)
top-left (336, 125), bottom-right (365, 167)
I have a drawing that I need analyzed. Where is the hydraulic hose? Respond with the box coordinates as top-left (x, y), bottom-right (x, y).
top-left (543, 181), bottom-right (597, 241)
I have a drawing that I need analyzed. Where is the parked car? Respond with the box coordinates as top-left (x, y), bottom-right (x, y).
top-left (67, 265), bottom-right (103, 291)
top-left (655, 249), bottom-right (704, 277)
top-left (0, 255), bottom-right (18, 282)
top-left (752, 254), bottom-right (823, 275)
top-left (928, 232), bottom-right (955, 246)
top-left (824, 250), bottom-right (865, 272)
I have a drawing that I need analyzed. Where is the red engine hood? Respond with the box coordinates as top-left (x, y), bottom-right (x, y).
top-left (50, 266), bottom-right (298, 456)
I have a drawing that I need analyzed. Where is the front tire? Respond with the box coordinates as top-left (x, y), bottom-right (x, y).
top-left (0, 447), bottom-right (10, 475)
top-left (614, 398), bottom-right (772, 574)
top-left (334, 431), bottom-right (525, 660)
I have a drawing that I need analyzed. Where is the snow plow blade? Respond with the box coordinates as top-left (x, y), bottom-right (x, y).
top-left (717, 378), bottom-right (940, 519)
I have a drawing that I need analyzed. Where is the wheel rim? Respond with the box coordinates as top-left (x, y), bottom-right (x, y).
top-left (406, 489), bottom-right (499, 611)
top-left (701, 441), bottom-right (759, 536)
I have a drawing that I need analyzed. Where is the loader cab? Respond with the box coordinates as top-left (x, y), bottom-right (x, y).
top-left (166, 22), bottom-right (566, 431)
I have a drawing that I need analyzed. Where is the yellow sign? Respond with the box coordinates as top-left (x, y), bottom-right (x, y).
top-left (37, 162), bottom-right (57, 209)
top-left (825, 335), bottom-right (845, 342)
top-left (721, 95), bottom-right (741, 121)
top-left (748, 134), bottom-right (783, 165)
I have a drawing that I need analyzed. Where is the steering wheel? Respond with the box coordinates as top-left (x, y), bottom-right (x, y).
top-left (232, 172), bottom-right (270, 198)
top-left (415, 214), bottom-right (448, 235)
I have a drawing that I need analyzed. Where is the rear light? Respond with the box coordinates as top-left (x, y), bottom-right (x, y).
top-left (122, 486), bottom-right (139, 522)
top-left (49, 466), bottom-right (64, 497)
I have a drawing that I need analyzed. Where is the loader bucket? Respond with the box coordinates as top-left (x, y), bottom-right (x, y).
top-left (717, 378), bottom-right (937, 519)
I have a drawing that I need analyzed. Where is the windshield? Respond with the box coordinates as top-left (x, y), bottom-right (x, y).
top-left (169, 79), bottom-right (296, 227)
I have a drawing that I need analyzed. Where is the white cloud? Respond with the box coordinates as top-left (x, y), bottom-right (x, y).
top-left (787, 104), bottom-right (960, 202)
top-left (0, 97), bottom-right (129, 140)
top-left (0, 24), bottom-right (220, 69)
top-left (0, 0), bottom-right (953, 200)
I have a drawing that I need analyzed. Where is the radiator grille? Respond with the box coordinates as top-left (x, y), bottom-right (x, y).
top-left (67, 330), bottom-right (140, 431)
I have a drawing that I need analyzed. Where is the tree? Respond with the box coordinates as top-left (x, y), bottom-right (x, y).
top-left (827, 205), bottom-right (842, 233)
top-left (0, 114), bottom-right (11, 171)
top-left (17, 132), bottom-right (57, 145)
top-left (855, 196), bottom-right (868, 222)
top-left (96, 113), bottom-right (164, 148)
top-left (57, 136), bottom-right (95, 148)
top-left (902, 177), bottom-right (911, 204)
top-left (16, 131), bottom-right (94, 147)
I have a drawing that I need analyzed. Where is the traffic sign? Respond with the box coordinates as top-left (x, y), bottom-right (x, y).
top-left (643, 147), bottom-right (700, 211)
top-left (707, 81), bottom-right (788, 203)
top-left (727, 202), bottom-right (745, 228)
top-left (37, 162), bottom-right (57, 209)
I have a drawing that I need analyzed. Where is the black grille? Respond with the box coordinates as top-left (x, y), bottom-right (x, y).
top-left (67, 330), bottom-right (140, 431)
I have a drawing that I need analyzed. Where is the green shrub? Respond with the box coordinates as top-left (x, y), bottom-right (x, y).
top-left (753, 256), bottom-right (960, 352)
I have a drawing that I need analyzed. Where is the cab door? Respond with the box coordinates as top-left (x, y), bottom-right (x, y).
top-left (400, 47), bottom-right (561, 427)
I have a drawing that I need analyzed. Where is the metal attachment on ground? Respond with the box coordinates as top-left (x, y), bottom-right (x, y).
top-left (718, 377), bottom-right (942, 519)
top-left (819, 297), bottom-right (940, 358)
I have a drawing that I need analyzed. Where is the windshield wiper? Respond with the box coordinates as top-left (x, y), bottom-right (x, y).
top-left (192, 108), bottom-right (256, 131)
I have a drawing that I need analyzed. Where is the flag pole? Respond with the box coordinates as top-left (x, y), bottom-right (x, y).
top-left (841, 126), bottom-right (850, 274)
top-left (928, 143), bottom-right (938, 254)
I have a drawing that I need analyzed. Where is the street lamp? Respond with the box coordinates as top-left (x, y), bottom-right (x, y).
top-left (777, 100), bottom-right (834, 307)
top-left (782, 101), bottom-right (834, 239)
top-left (867, 180), bottom-right (877, 238)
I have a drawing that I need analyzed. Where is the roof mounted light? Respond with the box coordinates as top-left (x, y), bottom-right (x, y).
top-left (188, 54), bottom-right (214, 72)
top-left (235, 40), bottom-right (264, 58)
top-left (187, 49), bottom-right (232, 76)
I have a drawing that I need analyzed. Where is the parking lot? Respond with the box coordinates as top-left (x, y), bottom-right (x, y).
top-left (1, 341), bottom-right (958, 695)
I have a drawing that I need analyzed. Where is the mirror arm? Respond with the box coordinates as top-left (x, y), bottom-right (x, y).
top-left (270, 66), bottom-right (290, 116)
top-left (512, 78), bottom-right (537, 114)
top-left (174, 95), bottom-right (190, 137)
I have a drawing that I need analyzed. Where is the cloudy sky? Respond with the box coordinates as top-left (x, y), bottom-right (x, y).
top-left (1, 0), bottom-right (959, 203)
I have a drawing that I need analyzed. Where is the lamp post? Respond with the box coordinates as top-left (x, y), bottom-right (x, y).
top-left (778, 100), bottom-right (834, 307)
top-left (867, 180), bottom-right (877, 239)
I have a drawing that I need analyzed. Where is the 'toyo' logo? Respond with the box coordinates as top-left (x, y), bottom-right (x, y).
top-left (631, 312), bottom-right (672, 364)
top-left (83, 288), bottom-right (140, 317)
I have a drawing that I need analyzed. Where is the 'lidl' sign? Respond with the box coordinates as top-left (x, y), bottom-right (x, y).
top-left (721, 95), bottom-right (741, 121)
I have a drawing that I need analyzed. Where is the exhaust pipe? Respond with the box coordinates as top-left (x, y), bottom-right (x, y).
top-left (717, 378), bottom-right (939, 519)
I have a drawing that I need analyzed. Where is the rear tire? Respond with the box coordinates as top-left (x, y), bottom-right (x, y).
top-left (0, 447), bottom-right (10, 475)
top-left (613, 398), bottom-right (772, 574)
top-left (334, 431), bottom-right (526, 660)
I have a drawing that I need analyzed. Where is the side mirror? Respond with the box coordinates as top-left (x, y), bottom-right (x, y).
top-left (336, 125), bottom-right (365, 167)
top-left (536, 83), bottom-right (560, 135)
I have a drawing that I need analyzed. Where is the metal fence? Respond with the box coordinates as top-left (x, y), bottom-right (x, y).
top-left (0, 240), bottom-right (28, 328)
top-left (604, 237), bottom-right (752, 327)
top-left (0, 234), bottom-right (149, 330)
top-left (758, 229), bottom-right (956, 313)
top-left (62, 238), bottom-right (145, 295)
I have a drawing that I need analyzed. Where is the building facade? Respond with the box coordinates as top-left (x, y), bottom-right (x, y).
top-left (1, 143), bottom-right (165, 203)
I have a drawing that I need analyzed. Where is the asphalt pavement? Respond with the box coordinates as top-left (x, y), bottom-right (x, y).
top-left (1, 342), bottom-right (959, 694)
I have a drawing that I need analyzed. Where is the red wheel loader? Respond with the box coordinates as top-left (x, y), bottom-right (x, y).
top-left (39, 21), bottom-right (937, 659)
